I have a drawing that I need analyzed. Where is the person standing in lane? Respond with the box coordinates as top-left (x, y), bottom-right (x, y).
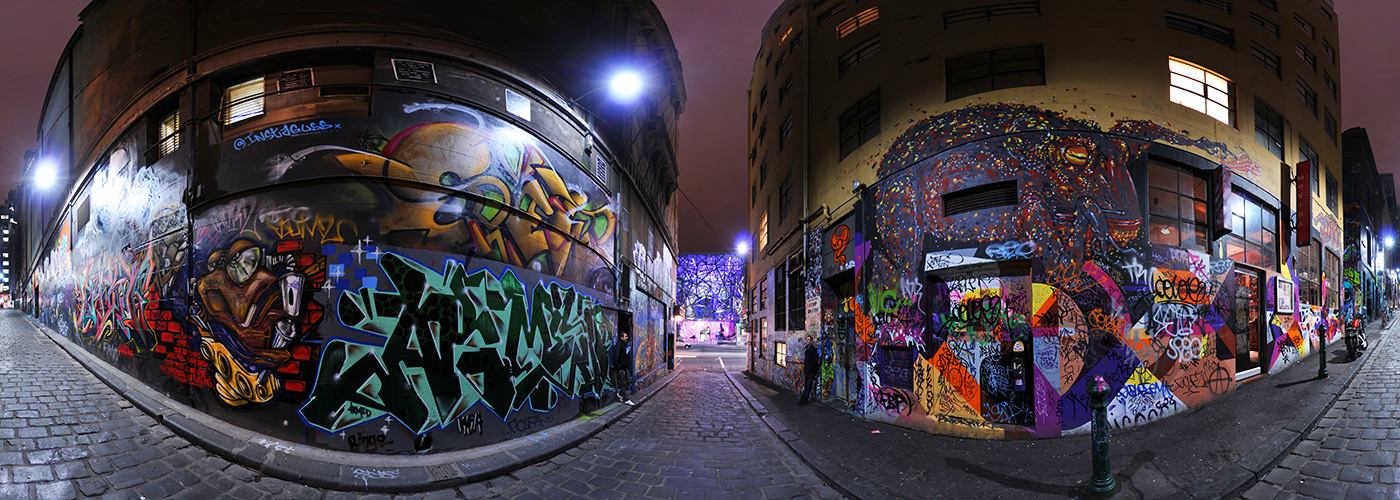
top-left (799, 335), bottom-right (821, 405)
top-left (611, 331), bottom-right (635, 405)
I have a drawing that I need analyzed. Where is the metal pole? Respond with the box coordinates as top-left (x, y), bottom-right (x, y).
top-left (1088, 375), bottom-right (1117, 498)
top-left (1318, 321), bottom-right (1328, 378)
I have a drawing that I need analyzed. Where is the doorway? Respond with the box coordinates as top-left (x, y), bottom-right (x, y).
top-left (1232, 268), bottom-right (1264, 379)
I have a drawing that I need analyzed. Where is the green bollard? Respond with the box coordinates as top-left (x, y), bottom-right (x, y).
top-left (1088, 375), bottom-right (1117, 498)
top-left (1318, 323), bottom-right (1328, 379)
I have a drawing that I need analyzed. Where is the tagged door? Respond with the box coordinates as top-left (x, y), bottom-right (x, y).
top-left (1232, 268), bottom-right (1264, 378)
top-left (926, 260), bottom-right (1034, 425)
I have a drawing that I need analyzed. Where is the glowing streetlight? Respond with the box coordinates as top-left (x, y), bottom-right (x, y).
top-left (1386, 235), bottom-right (1395, 249)
top-left (34, 157), bottom-right (58, 190)
top-left (608, 71), bottom-right (644, 103)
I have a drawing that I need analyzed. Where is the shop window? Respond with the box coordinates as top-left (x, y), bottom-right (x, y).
top-left (1149, 161), bottom-right (1210, 251)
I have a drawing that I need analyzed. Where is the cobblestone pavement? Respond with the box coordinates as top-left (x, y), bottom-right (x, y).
top-left (1242, 332), bottom-right (1400, 500)
top-left (0, 311), bottom-right (836, 499)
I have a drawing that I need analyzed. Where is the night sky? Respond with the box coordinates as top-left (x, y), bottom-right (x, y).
top-left (1, 0), bottom-right (1395, 255)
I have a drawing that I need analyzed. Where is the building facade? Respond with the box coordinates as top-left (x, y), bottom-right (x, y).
top-left (747, 0), bottom-right (1342, 438)
top-left (18, 0), bottom-right (684, 454)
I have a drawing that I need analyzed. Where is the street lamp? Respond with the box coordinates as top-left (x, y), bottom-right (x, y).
top-left (33, 157), bottom-right (58, 190)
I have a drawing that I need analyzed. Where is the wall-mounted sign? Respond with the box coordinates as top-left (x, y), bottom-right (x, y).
top-left (1274, 277), bottom-right (1295, 314)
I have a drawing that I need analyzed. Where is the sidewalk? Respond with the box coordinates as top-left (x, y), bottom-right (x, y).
top-left (728, 319), bottom-right (1394, 500)
top-left (24, 312), bottom-right (677, 494)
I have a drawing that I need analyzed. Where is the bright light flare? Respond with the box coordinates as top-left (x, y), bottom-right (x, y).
top-left (608, 71), bottom-right (644, 102)
top-left (34, 158), bottom-right (58, 190)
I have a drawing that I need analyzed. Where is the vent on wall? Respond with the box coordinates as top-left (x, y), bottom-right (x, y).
top-left (942, 180), bottom-right (1019, 217)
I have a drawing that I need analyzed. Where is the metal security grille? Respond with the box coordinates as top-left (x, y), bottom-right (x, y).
top-left (943, 180), bottom-right (1018, 217)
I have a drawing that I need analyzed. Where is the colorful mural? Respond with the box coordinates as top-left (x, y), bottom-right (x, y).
top-left (763, 103), bottom-right (1339, 439)
top-left (28, 91), bottom-right (649, 454)
top-left (676, 253), bottom-right (745, 323)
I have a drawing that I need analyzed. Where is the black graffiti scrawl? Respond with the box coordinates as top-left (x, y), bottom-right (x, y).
top-left (299, 252), bottom-right (612, 435)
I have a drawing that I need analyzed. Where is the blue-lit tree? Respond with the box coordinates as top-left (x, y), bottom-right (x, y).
top-left (676, 253), bottom-right (744, 322)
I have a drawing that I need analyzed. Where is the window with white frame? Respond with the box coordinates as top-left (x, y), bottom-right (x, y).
top-left (1169, 58), bottom-right (1231, 125)
top-left (156, 110), bottom-right (179, 158)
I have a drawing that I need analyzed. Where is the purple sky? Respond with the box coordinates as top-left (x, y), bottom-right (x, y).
top-left (2, 1), bottom-right (1394, 255)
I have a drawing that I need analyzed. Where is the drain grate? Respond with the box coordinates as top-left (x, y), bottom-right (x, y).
top-left (426, 463), bottom-right (464, 482)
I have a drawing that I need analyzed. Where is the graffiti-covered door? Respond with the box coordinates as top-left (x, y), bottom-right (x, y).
top-left (926, 261), bottom-right (1034, 426)
top-left (1233, 269), bottom-right (1263, 378)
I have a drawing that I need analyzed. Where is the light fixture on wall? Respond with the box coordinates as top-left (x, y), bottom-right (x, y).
top-left (33, 157), bottom-right (58, 190)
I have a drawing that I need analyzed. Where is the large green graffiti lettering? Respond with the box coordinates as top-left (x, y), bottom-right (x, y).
top-left (298, 252), bottom-right (611, 435)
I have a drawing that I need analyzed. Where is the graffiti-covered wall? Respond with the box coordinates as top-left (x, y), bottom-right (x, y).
top-left (29, 86), bottom-right (662, 454)
top-left (751, 103), bottom-right (1339, 438)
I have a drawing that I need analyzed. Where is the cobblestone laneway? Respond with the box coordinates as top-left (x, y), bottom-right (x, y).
top-left (0, 310), bottom-right (837, 499)
top-left (1242, 330), bottom-right (1400, 500)
top-left (471, 368), bottom-right (843, 500)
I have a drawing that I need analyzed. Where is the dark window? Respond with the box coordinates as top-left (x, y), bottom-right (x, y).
top-left (1149, 161), bottom-right (1210, 251)
top-left (1296, 237), bottom-right (1321, 306)
top-left (775, 53), bottom-right (787, 72)
top-left (760, 161), bottom-right (769, 188)
top-left (816, 4), bottom-right (847, 25)
top-left (1300, 137), bottom-right (1319, 194)
top-left (1249, 13), bottom-right (1278, 37)
top-left (789, 30), bottom-right (805, 52)
top-left (1297, 77), bottom-right (1317, 116)
top-left (1184, 0), bottom-right (1231, 13)
top-left (1296, 41), bottom-right (1316, 70)
top-left (943, 1), bottom-right (1040, 28)
top-left (752, 183), bottom-right (757, 207)
top-left (1324, 108), bottom-right (1337, 144)
top-left (752, 109), bottom-right (758, 126)
top-left (839, 89), bottom-right (880, 158)
top-left (1293, 15), bottom-right (1315, 39)
top-left (787, 253), bottom-right (805, 330)
top-left (839, 36), bottom-right (881, 77)
top-left (779, 115), bottom-right (793, 150)
top-left (759, 85), bottom-right (769, 106)
top-left (775, 262), bottom-right (787, 329)
top-left (1254, 98), bottom-right (1284, 158)
top-left (779, 177), bottom-right (792, 221)
top-left (758, 119), bottom-right (768, 143)
top-left (1166, 12), bottom-right (1234, 47)
top-left (943, 180), bottom-right (1018, 217)
top-left (1321, 38), bottom-right (1336, 64)
top-left (759, 278), bottom-right (768, 311)
top-left (778, 76), bottom-right (793, 104)
top-left (1323, 71), bottom-right (1337, 99)
top-left (1253, 0), bottom-right (1277, 11)
top-left (1325, 249), bottom-right (1340, 308)
top-left (946, 45), bottom-right (1045, 101)
top-left (1326, 170), bottom-right (1338, 212)
top-left (1217, 191), bottom-right (1277, 270)
top-left (1251, 42), bottom-right (1280, 77)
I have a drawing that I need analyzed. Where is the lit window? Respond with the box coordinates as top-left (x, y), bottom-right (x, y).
top-left (1169, 58), bottom-right (1232, 125)
top-left (775, 342), bottom-right (788, 367)
top-left (1216, 191), bottom-right (1278, 270)
top-left (759, 210), bottom-right (769, 251)
top-left (836, 7), bottom-right (879, 38)
top-left (1148, 161), bottom-right (1209, 252)
top-left (157, 110), bottom-right (179, 158)
top-left (221, 77), bottom-right (265, 125)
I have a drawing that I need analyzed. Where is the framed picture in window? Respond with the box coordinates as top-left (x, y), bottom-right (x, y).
top-left (1274, 277), bottom-right (1295, 314)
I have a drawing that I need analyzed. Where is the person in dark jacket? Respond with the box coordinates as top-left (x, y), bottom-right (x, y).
top-left (798, 335), bottom-right (821, 404)
top-left (611, 331), bottom-right (635, 405)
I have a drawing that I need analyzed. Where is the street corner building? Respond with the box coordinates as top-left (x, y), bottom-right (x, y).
top-left (744, 0), bottom-right (1347, 439)
top-left (17, 0), bottom-right (685, 454)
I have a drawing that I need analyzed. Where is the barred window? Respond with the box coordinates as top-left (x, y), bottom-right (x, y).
top-left (1166, 12), bottom-right (1234, 47)
top-left (839, 89), bottom-right (880, 158)
top-left (1251, 42), bottom-right (1280, 78)
top-left (946, 45), bottom-right (1045, 101)
top-left (943, 1), bottom-right (1040, 28)
top-left (1296, 41), bottom-right (1316, 70)
top-left (1297, 77), bottom-right (1317, 116)
top-left (838, 36), bottom-right (881, 77)
top-left (1249, 13), bottom-right (1278, 37)
top-left (836, 7), bottom-right (879, 38)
